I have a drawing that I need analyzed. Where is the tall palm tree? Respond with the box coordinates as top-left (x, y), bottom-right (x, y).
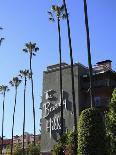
top-left (61, 0), bottom-right (78, 154)
top-left (19, 69), bottom-right (31, 155)
top-left (9, 77), bottom-right (21, 155)
top-left (23, 42), bottom-right (39, 146)
top-left (48, 4), bottom-right (66, 138)
top-left (0, 85), bottom-right (9, 154)
top-left (0, 27), bottom-right (4, 46)
top-left (83, 0), bottom-right (94, 107)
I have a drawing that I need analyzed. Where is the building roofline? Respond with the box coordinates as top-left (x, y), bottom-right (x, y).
top-left (82, 70), bottom-right (116, 79)
top-left (44, 62), bottom-right (88, 73)
top-left (96, 60), bottom-right (112, 64)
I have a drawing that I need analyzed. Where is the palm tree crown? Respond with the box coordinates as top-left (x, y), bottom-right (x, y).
top-left (19, 69), bottom-right (31, 79)
top-left (48, 5), bottom-right (66, 21)
top-left (9, 77), bottom-right (21, 88)
top-left (23, 42), bottom-right (39, 57)
top-left (0, 85), bottom-right (9, 93)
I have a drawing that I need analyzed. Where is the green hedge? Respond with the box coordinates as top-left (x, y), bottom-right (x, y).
top-left (78, 108), bottom-right (106, 155)
top-left (106, 88), bottom-right (116, 154)
top-left (52, 131), bottom-right (77, 155)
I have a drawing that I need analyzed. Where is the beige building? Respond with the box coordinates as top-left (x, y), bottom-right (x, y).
top-left (0, 133), bottom-right (41, 154)
top-left (13, 132), bottom-right (40, 147)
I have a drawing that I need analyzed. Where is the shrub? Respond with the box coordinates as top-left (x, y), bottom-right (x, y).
top-left (13, 144), bottom-right (22, 155)
top-left (78, 108), bottom-right (106, 155)
top-left (106, 88), bottom-right (116, 155)
top-left (26, 143), bottom-right (40, 155)
top-left (52, 131), bottom-right (77, 155)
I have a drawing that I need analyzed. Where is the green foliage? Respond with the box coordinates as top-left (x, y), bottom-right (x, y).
top-left (6, 145), bottom-right (11, 155)
top-left (26, 143), bottom-right (40, 155)
top-left (106, 88), bottom-right (116, 155)
top-left (78, 108), bottom-right (106, 155)
top-left (11, 143), bottom-right (40, 155)
top-left (52, 131), bottom-right (77, 155)
top-left (13, 144), bottom-right (22, 155)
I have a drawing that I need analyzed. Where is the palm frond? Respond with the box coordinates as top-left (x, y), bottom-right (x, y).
top-left (60, 5), bottom-right (65, 12)
top-left (33, 53), bottom-right (36, 56)
top-left (0, 38), bottom-right (5, 45)
top-left (23, 48), bottom-right (28, 53)
top-left (35, 47), bottom-right (39, 52)
top-left (48, 11), bottom-right (52, 15)
top-left (0, 27), bottom-right (3, 30)
top-left (0, 38), bottom-right (5, 41)
top-left (49, 18), bottom-right (55, 22)
top-left (9, 81), bottom-right (14, 86)
top-left (62, 14), bottom-right (67, 19)
top-left (25, 43), bottom-right (30, 48)
top-left (52, 5), bottom-right (57, 12)
top-left (7, 88), bottom-right (10, 92)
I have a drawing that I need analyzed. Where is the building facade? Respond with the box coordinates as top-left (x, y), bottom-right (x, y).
top-left (0, 133), bottom-right (40, 154)
top-left (13, 132), bottom-right (40, 147)
top-left (40, 60), bottom-right (116, 155)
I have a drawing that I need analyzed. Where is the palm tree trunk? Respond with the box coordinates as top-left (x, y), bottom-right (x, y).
top-left (57, 17), bottom-right (63, 136)
top-left (1, 91), bottom-right (5, 155)
top-left (23, 77), bottom-right (27, 155)
top-left (62, 0), bottom-right (78, 154)
top-left (11, 87), bottom-right (17, 155)
top-left (83, 0), bottom-right (94, 107)
top-left (30, 54), bottom-right (36, 146)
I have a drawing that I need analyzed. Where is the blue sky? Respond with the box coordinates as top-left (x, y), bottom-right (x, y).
top-left (0, 0), bottom-right (116, 138)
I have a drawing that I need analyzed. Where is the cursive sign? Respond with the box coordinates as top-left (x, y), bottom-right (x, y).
top-left (46, 116), bottom-right (61, 138)
top-left (43, 99), bottom-right (67, 118)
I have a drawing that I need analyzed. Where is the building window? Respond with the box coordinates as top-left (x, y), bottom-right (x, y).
top-left (94, 97), bottom-right (101, 106)
top-left (94, 96), bottom-right (110, 107)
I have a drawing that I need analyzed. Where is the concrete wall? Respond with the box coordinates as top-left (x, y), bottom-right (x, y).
top-left (41, 64), bottom-right (83, 153)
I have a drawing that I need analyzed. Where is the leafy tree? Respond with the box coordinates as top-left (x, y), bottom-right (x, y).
top-left (23, 42), bottom-right (39, 146)
top-left (19, 69), bottom-right (31, 154)
top-left (48, 3), bottom-right (66, 142)
top-left (106, 88), bottom-right (116, 154)
top-left (0, 85), bottom-right (9, 154)
top-left (9, 77), bottom-right (22, 155)
top-left (78, 108), bottom-right (106, 155)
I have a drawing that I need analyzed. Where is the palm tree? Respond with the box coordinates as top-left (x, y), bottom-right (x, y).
top-left (23, 42), bottom-right (39, 146)
top-left (19, 69), bottom-right (31, 155)
top-left (83, 0), bottom-right (94, 107)
top-left (9, 77), bottom-right (21, 155)
top-left (61, 0), bottom-right (78, 154)
top-left (0, 27), bottom-right (4, 46)
top-left (48, 4), bottom-right (66, 138)
top-left (0, 85), bottom-right (9, 154)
